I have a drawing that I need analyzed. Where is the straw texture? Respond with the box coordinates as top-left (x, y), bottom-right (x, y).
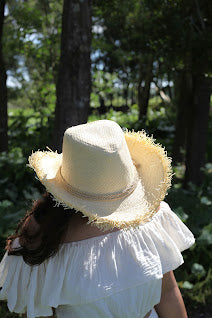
top-left (28, 120), bottom-right (172, 230)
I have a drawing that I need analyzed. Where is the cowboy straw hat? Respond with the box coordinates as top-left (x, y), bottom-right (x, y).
top-left (28, 120), bottom-right (172, 230)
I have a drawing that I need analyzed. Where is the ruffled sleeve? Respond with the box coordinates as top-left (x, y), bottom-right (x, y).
top-left (0, 201), bottom-right (195, 318)
top-left (0, 249), bottom-right (53, 318)
top-left (144, 200), bottom-right (195, 274)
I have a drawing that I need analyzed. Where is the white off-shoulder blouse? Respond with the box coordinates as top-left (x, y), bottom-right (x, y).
top-left (0, 201), bottom-right (195, 318)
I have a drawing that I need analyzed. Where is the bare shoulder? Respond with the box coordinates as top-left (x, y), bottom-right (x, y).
top-left (62, 212), bottom-right (119, 243)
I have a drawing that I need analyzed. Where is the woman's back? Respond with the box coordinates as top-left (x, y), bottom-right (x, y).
top-left (62, 212), bottom-right (119, 243)
top-left (0, 202), bottom-right (194, 318)
top-left (0, 120), bottom-right (195, 318)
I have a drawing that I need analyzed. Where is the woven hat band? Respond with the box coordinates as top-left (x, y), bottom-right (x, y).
top-left (59, 167), bottom-right (139, 201)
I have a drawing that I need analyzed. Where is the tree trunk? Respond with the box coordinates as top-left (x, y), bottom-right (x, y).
top-left (138, 57), bottom-right (153, 120)
top-left (53, 0), bottom-right (92, 151)
top-left (137, 75), bottom-right (142, 115)
top-left (109, 93), bottom-right (113, 108)
top-left (172, 70), bottom-right (193, 164)
top-left (167, 72), bottom-right (173, 100)
top-left (0, 0), bottom-right (8, 153)
top-left (184, 75), bottom-right (211, 187)
top-left (123, 82), bottom-right (129, 107)
top-left (131, 85), bottom-right (136, 105)
top-left (98, 95), bottom-right (106, 114)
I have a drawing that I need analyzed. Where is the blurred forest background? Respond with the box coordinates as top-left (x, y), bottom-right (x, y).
top-left (0, 0), bottom-right (211, 317)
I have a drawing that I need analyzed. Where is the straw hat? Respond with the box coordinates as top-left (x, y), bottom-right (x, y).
top-left (28, 120), bottom-right (172, 230)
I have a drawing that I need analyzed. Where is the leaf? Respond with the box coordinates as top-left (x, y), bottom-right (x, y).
top-left (182, 281), bottom-right (194, 289)
top-left (200, 196), bottom-right (212, 206)
top-left (4, 188), bottom-right (18, 202)
top-left (0, 200), bottom-right (13, 210)
top-left (204, 163), bottom-right (212, 174)
top-left (198, 223), bottom-right (212, 245)
top-left (0, 177), bottom-right (8, 185)
top-left (191, 263), bottom-right (206, 278)
top-left (23, 189), bottom-right (35, 200)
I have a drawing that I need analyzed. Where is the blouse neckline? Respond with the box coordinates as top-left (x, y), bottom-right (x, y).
top-left (60, 227), bottom-right (124, 247)
top-left (59, 204), bottom-right (163, 247)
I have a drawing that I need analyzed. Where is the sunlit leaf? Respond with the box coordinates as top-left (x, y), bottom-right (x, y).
top-left (182, 281), bottom-right (194, 289)
top-left (200, 196), bottom-right (212, 206)
top-left (198, 224), bottom-right (212, 245)
top-left (191, 263), bottom-right (206, 278)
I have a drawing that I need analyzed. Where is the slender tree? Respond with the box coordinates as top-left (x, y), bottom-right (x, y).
top-left (0, 0), bottom-right (8, 152)
top-left (93, 0), bottom-right (155, 122)
top-left (169, 0), bottom-right (211, 186)
top-left (172, 69), bottom-right (193, 164)
top-left (184, 76), bottom-right (211, 186)
top-left (53, 0), bottom-right (92, 151)
top-left (137, 56), bottom-right (153, 120)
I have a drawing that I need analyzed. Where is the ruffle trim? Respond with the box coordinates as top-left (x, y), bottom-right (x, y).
top-left (0, 201), bottom-right (195, 318)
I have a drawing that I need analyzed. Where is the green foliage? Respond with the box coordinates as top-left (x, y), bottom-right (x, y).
top-left (89, 104), bottom-right (139, 129)
top-left (0, 301), bottom-right (22, 317)
top-left (4, 0), bottom-right (62, 121)
top-left (198, 223), bottom-right (212, 246)
top-left (8, 107), bottom-right (54, 155)
top-left (0, 107), bottom-right (53, 261)
top-left (93, 0), bottom-right (211, 77)
top-left (166, 163), bottom-right (212, 306)
top-left (0, 148), bottom-right (41, 240)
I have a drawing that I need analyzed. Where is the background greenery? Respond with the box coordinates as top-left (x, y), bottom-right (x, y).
top-left (0, 0), bottom-right (211, 317)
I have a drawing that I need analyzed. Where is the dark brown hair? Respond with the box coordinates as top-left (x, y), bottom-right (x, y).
top-left (5, 192), bottom-right (76, 266)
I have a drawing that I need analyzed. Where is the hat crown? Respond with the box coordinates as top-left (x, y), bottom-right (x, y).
top-left (61, 120), bottom-right (136, 195)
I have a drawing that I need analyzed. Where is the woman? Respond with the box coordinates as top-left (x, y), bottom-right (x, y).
top-left (0, 120), bottom-right (195, 318)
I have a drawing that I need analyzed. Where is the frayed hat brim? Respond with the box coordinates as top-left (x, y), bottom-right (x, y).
top-left (28, 130), bottom-right (172, 231)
